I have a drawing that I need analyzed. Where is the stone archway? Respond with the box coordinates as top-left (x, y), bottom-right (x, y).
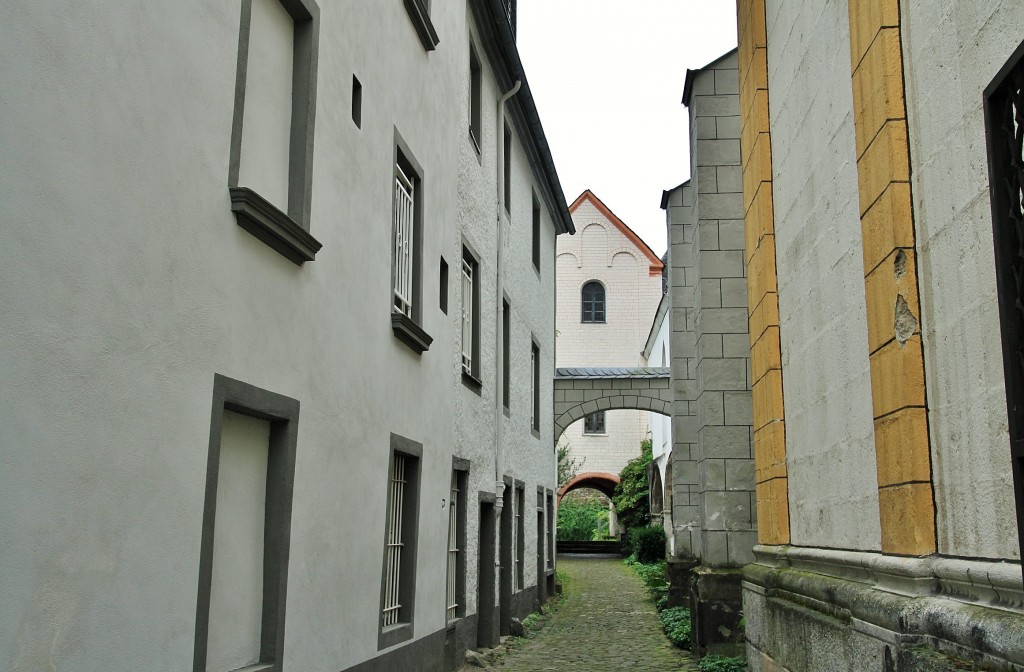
top-left (553, 367), bottom-right (671, 442)
top-left (558, 471), bottom-right (620, 501)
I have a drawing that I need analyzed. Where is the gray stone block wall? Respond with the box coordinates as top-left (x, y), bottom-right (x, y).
top-left (678, 55), bottom-right (755, 569)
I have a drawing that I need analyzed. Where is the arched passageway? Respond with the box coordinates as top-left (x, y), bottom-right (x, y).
top-left (558, 471), bottom-right (620, 502)
top-left (553, 367), bottom-right (671, 443)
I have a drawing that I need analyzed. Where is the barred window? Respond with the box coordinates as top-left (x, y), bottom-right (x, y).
top-left (583, 411), bottom-right (605, 435)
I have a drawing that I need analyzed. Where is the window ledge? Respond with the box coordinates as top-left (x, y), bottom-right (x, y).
top-left (583, 432), bottom-right (608, 437)
top-left (378, 622), bottom-right (414, 650)
top-left (462, 370), bottom-right (483, 394)
top-left (531, 428), bottom-right (540, 439)
top-left (392, 312), bottom-right (433, 354)
top-left (403, 0), bottom-right (439, 51)
top-left (229, 187), bottom-right (322, 265)
top-left (503, 405), bottom-right (510, 418)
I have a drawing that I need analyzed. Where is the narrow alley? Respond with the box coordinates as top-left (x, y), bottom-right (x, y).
top-left (480, 556), bottom-right (698, 672)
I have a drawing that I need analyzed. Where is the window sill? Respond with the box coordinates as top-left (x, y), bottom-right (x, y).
top-left (503, 405), bottom-right (510, 418)
top-left (583, 432), bottom-right (608, 437)
top-left (392, 312), bottom-right (433, 354)
top-left (229, 187), bottom-right (322, 265)
top-left (462, 370), bottom-right (483, 395)
top-left (469, 129), bottom-right (482, 158)
top-left (531, 427), bottom-right (540, 439)
top-left (378, 622), bottom-right (414, 650)
top-left (403, 0), bottom-right (439, 51)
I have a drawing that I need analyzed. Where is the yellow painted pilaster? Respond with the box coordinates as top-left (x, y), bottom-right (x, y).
top-left (847, 0), bottom-right (936, 556)
top-left (738, 0), bottom-right (789, 546)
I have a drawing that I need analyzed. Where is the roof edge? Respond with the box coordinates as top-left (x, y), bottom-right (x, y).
top-left (569, 190), bottom-right (664, 271)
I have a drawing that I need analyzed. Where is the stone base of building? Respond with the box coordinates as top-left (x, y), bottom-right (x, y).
top-left (667, 557), bottom-right (746, 657)
top-left (743, 545), bottom-right (1024, 672)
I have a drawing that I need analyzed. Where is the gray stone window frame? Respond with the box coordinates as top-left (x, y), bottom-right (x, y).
top-left (514, 481), bottom-right (525, 591)
top-left (391, 130), bottom-right (433, 354)
top-left (448, 457), bottom-right (470, 622)
top-left (378, 433), bottom-right (423, 650)
top-left (461, 240), bottom-right (483, 392)
top-left (228, 0), bottom-right (322, 266)
top-left (193, 374), bottom-right (300, 672)
top-left (403, 0), bottom-right (439, 52)
top-left (581, 280), bottom-right (606, 323)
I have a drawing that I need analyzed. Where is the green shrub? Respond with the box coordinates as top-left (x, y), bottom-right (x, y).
top-left (612, 438), bottom-right (653, 530)
top-left (628, 525), bottom-right (666, 564)
top-left (698, 655), bottom-right (747, 672)
top-left (659, 606), bottom-right (692, 649)
top-left (556, 495), bottom-right (604, 541)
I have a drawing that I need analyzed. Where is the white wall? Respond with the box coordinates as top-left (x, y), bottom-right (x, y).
top-left (765, 0), bottom-right (882, 551)
top-left (901, 0), bottom-right (1024, 560)
top-left (555, 195), bottom-right (663, 479)
top-left (0, 2), bottom-right (561, 670)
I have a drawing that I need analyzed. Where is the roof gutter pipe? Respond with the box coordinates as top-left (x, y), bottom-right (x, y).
top-left (494, 79), bottom-right (521, 517)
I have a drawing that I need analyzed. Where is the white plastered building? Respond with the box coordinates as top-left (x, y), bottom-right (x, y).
top-left (0, 2), bottom-right (574, 671)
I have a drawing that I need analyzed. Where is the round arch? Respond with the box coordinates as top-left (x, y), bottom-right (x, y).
top-left (558, 471), bottom-right (620, 501)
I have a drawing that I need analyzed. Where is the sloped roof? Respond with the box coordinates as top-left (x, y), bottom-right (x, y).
top-left (682, 47), bottom-right (739, 107)
top-left (555, 367), bottom-right (669, 379)
top-left (568, 190), bottom-right (664, 274)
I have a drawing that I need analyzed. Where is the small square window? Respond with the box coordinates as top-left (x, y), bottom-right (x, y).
top-left (583, 411), bottom-right (606, 435)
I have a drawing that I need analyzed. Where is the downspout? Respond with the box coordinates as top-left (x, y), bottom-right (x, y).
top-left (494, 79), bottom-right (521, 517)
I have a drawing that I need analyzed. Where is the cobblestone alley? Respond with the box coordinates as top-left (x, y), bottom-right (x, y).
top-left (480, 556), bottom-right (699, 672)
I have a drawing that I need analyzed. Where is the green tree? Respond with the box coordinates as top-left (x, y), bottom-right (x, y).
top-left (612, 438), bottom-right (653, 531)
top-left (556, 440), bottom-right (584, 488)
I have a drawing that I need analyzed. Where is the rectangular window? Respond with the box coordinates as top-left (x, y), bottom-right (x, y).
top-left (503, 124), bottom-right (512, 214)
top-left (514, 485), bottom-right (525, 591)
top-left (391, 138), bottom-right (432, 354)
top-left (547, 494), bottom-right (555, 570)
top-left (445, 466), bottom-right (468, 622)
top-left (379, 434), bottom-right (422, 649)
top-left (352, 74), bottom-right (362, 128)
top-left (530, 341), bottom-right (540, 433)
top-left (439, 256), bottom-right (449, 315)
top-left (228, 0), bottom-right (321, 265)
top-left (462, 246), bottom-right (481, 385)
top-left (531, 194), bottom-right (541, 272)
top-left (502, 299), bottom-right (511, 410)
top-left (469, 46), bottom-right (482, 151)
top-left (583, 411), bottom-right (606, 435)
top-left (194, 375), bottom-right (300, 672)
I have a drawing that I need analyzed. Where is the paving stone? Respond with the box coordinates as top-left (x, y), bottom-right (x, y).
top-left (484, 556), bottom-right (699, 671)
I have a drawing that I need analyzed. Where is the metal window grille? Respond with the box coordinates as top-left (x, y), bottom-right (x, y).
top-left (382, 453), bottom-right (406, 627)
top-left (446, 471), bottom-right (459, 621)
top-left (985, 44), bottom-right (1024, 565)
top-left (393, 165), bottom-right (415, 317)
top-left (462, 257), bottom-right (473, 373)
top-left (515, 488), bottom-right (524, 590)
top-left (546, 498), bottom-right (553, 569)
top-left (512, 488), bottom-right (520, 590)
top-left (584, 411), bottom-right (605, 434)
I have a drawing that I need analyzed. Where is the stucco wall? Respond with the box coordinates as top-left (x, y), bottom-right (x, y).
top-left (0, 2), bottom-right (560, 670)
top-left (765, 0), bottom-right (881, 551)
top-left (901, 0), bottom-right (1023, 560)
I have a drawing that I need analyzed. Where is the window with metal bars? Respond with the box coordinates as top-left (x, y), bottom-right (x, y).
top-left (393, 162), bottom-right (415, 318)
top-left (462, 246), bottom-right (481, 386)
top-left (581, 281), bottom-right (606, 323)
top-left (382, 452), bottom-right (407, 628)
top-left (446, 471), bottom-right (460, 621)
top-left (378, 435), bottom-right (421, 649)
top-left (984, 38), bottom-right (1024, 567)
top-left (546, 493), bottom-right (554, 570)
top-left (583, 411), bottom-right (606, 435)
top-left (514, 486), bottom-right (525, 591)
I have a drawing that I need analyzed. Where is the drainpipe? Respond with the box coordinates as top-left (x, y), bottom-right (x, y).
top-left (494, 79), bottom-right (521, 518)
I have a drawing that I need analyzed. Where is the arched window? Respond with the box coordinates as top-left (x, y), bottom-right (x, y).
top-left (581, 281), bottom-right (605, 323)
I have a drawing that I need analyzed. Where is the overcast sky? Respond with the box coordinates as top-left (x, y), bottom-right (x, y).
top-left (517, 2), bottom-right (738, 256)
